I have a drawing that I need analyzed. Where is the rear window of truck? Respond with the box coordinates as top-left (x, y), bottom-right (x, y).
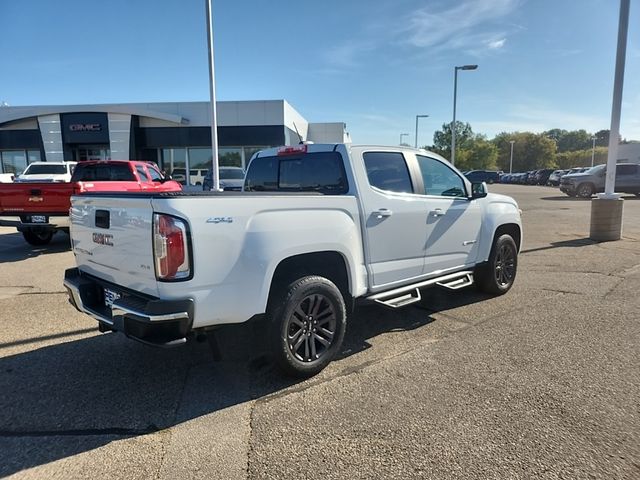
top-left (244, 152), bottom-right (348, 194)
top-left (72, 163), bottom-right (136, 182)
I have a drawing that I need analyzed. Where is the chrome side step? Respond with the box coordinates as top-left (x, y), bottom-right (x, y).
top-left (436, 272), bottom-right (474, 290)
top-left (367, 270), bottom-right (474, 308)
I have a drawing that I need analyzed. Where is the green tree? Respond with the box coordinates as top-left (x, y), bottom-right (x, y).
top-left (493, 132), bottom-right (556, 171)
top-left (456, 137), bottom-right (498, 171)
top-left (431, 121), bottom-right (474, 159)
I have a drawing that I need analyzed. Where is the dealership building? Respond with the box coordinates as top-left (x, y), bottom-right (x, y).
top-left (0, 100), bottom-right (350, 177)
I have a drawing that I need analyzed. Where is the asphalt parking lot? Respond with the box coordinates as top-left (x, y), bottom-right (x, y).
top-left (1, 185), bottom-right (639, 479)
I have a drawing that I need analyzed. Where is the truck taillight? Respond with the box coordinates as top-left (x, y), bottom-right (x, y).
top-left (153, 214), bottom-right (191, 281)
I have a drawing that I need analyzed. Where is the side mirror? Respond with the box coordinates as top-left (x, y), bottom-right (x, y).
top-left (471, 182), bottom-right (488, 199)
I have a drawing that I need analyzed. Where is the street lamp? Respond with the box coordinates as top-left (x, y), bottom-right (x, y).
top-left (509, 140), bottom-right (515, 174)
top-left (400, 133), bottom-right (410, 145)
top-left (415, 115), bottom-right (429, 148)
top-left (591, 136), bottom-right (597, 167)
top-left (205, 0), bottom-right (221, 191)
top-left (451, 64), bottom-right (478, 166)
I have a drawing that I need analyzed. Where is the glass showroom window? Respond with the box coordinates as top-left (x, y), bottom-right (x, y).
top-left (1, 150), bottom-right (28, 174)
top-left (219, 148), bottom-right (242, 168)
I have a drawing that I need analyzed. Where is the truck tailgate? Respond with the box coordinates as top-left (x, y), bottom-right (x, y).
top-left (0, 183), bottom-right (73, 214)
top-left (70, 195), bottom-right (159, 297)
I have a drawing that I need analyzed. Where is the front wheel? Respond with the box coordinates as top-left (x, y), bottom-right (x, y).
top-left (268, 276), bottom-right (347, 378)
top-left (475, 234), bottom-right (518, 295)
top-left (577, 183), bottom-right (594, 198)
top-left (22, 229), bottom-right (54, 246)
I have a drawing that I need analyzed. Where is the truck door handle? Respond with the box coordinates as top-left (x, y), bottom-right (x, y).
top-left (431, 208), bottom-right (445, 217)
top-left (373, 209), bottom-right (393, 219)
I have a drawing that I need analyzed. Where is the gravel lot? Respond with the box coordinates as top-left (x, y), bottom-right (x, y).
top-left (1, 185), bottom-right (639, 479)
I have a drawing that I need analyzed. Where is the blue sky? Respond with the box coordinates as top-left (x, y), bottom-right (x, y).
top-left (1, 0), bottom-right (639, 145)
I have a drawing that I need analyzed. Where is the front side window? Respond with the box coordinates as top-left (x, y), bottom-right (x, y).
top-left (363, 152), bottom-right (413, 193)
top-left (416, 155), bottom-right (466, 197)
top-left (136, 165), bottom-right (150, 182)
top-left (147, 166), bottom-right (163, 182)
top-left (616, 164), bottom-right (637, 176)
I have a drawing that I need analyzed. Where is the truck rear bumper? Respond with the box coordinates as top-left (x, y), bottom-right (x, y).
top-left (63, 268), bottom-right (194, 347)
top-left (0, 215), bottom-right (70, 230)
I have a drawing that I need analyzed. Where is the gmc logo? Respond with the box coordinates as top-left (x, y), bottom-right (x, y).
top-left (70, 123), bottom-right (101, 132)
top-left (92, 232), bottom-right (114, 246)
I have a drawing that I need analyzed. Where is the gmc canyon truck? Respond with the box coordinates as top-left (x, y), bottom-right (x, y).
top-left (64, 144), bottom-right (522, 377)
top-left (0, 160), bottom-right (181, 245)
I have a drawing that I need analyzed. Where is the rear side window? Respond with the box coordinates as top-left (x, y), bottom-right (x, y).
top-left (72, 163), bottom-right (136, 182)
top-left (245, 152), bottom-right (348, 194)
top-left (363, 152), bottom-right (413, 193)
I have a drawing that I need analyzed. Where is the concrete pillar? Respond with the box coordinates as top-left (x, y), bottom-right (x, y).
top-left (590, 197), bottom-right (624, 241)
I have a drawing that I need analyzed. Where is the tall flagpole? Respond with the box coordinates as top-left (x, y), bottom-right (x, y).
top-left (205, 0), bottom-right (220, 191)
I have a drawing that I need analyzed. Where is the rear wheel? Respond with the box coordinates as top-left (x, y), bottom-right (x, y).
top-left (22, 229), bottom-right (54, 246)
top-left (267, 276), bottom-right (346, 378)
top-left (475, 234), bottom-right (518, 295)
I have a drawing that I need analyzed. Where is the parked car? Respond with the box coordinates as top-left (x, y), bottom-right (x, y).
top-left (15, 162), bottom-right (77, 183)
top-left (170, 168), bottom-right (207, 186)
top-left (0, 173), bottom-right (15, 183)
top-left (464, 170), bottom-right (500, 184)
top-left (547, 170), bottom-right (568, 186)
top-left (0, 160), bottom-right (181, 245)
top-left (64, 143), bottom-right (522, 377)
top-left (534, 169), bottom-right (554, 185)
top-left (202, 166), bottom-right (246, 191)
top-left (560, 163), bottom-right (640, 198)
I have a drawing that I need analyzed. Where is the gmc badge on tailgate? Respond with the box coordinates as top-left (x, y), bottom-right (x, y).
top-left (92, 232), bottom-right (114, 246)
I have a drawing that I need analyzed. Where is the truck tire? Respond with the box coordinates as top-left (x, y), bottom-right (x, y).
top-left (475, 234), bottom-right (518, 295)
top-left (268, 275), bottom-right (346, 378)
top-left (22, 229), bottom-right (54, 246)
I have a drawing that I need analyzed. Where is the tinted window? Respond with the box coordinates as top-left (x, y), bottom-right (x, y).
top-left (616, 164), bottom-right (637, 175)
top-left (220, 168), bottom-right (245, 179)
top-left (363, 152), bottom-right (413, 193)
top-left (136, 165), bottom-right (150, 182)
top-left (245, 152), bottom-right (347, 194)
top-left (72, 163), bottom-right (136, 181)
top-left (23, 164), bottom-right (67, 175)
top-left (416, 155), bottom-right (466, 197)
top-left (147, 166), bottom-right (163, 181)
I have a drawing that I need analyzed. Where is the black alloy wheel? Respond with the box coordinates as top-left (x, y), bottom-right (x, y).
top-left (475, 234), bottom-right (518, 295)
top-left (268, 276), bottom-right (347, 377)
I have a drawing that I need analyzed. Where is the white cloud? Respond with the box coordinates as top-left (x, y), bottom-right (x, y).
top-left (487, 38), bottom-right (506, 49)
top-left (401, 0), bottom-right (520, 53)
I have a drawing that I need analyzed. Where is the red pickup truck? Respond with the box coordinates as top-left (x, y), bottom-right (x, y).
top-left (0, 160), bottom-right (181, 245)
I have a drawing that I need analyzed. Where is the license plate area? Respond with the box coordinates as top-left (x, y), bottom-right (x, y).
top-left (104, 288), bottom-right (121, 308)
top-left (31, 215), bottom-right (46, 223)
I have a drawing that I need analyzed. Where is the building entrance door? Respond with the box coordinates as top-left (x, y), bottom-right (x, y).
top-left (73, 145), bottom-right (111, 161)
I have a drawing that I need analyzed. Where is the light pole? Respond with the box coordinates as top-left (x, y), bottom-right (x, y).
top-left (509, 140), bottom-right (515, 174)
top-left (415, 115), bottom-right (429, 148)
top-left (451, 64), bottom-right (478, 166)
top-left (591, 136), bottom-right (597, 167)
top-left (590, 0), bottom-right (630, 242)
top-left (400, 133), bottom-right (409, 145)
top-left (205, 0), bottom-right (220, 191)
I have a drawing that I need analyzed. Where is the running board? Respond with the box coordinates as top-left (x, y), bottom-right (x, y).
top-left (368, 270), bottom-right (474, 309)
top-left (436, 272), bottom-right (474, 290)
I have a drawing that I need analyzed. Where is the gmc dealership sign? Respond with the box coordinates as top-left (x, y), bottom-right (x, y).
top-left (69, 123), bottom-right (101, 132)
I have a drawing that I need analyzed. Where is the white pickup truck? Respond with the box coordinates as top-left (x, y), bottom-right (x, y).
top-left (64, 144), bottom-right (522, 376)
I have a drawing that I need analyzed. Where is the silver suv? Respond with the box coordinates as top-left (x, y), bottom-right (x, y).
top-left (560, 163), bottom-right (640, 198)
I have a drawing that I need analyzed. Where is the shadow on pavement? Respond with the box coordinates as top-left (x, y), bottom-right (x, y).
top-left (0, 289), bottom-right (499, 476)
top-left (0, 231), bottom-right (71, 264)
top-left (520, 237), bottom-right (597, 254)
